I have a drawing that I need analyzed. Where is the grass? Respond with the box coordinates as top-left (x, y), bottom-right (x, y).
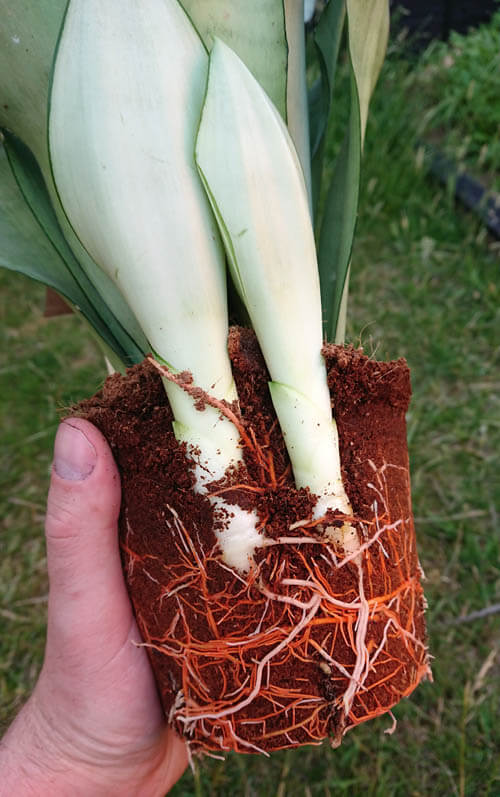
top-left (411, 8), bottom-right (500, 192)
top-left (1, 16), bottom-right (500, 797)
top-left (0, 278), bottom-right (106, 720)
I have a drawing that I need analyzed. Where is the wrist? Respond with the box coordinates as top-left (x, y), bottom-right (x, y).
top-left (0, 696), bottom-right (112, 797)
top-left (0, 697), bottom-right (70, 797)
top-left (0, 693), bottom-right (181, 797)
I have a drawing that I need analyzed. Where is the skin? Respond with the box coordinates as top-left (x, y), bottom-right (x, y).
top-left (0, 419), bottom-right (189, 796)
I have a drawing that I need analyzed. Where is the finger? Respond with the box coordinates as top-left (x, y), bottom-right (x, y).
top-left (45, 418), bottom-right (130, 660)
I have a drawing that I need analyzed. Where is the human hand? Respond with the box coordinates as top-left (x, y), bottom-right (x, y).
top-left (0, 419), bottom-right (188, 796)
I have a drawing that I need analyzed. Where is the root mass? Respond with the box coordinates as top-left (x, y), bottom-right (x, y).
top-left (76, 327), bottom-right (431, 755)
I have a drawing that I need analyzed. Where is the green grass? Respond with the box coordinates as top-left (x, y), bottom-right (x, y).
top-left (0, 276), bottom-right (106, 721)
top-left (412, 8), bottom-right (500, 192)
top-left (1, 18), bottom-right (500, 797)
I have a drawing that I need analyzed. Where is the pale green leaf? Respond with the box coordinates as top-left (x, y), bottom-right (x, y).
top-left (0, 0), bottom-right (66, 173)
top-left (196, 40), bottom-right (347, 500)
top-left (0, 0), bottom-right (149, 356)
top-left (196, 39), bottom-right (322, 396)
top-left (0, 139), bottom-right (137, 366)
top-left (179, 0), bottom-right (288, 118)
top-left (268, 381), bottom-right (345, 498)
top-left (181, 0), bottom-right (312, 206)
top-left (49, 0), bottom-right (242, 466)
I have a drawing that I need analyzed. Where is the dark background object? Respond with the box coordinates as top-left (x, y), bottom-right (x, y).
top-left (391, 0), bottom-right (499, 48)
top-left (428, 148), bottom-right (500, 239)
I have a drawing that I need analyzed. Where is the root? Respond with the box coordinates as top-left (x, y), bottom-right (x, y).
top-left (120, 358), bottom-right (431, 755)
top-left (123, 455), bottom-right (431, 754)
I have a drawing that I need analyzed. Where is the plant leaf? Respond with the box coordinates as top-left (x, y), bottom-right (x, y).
top-left (5, 132), bottom-right (147, 363)
top-left (317, 0), bottom-right (389, 342)
top-left (317, 67), bottom-right (360, 343)
top-left (196, 40), bottom-right (345, 500)
top-left (181, 0), bottom-right (312, 213)
top-left (48, 0), bottom-right (246, 480)
top-left (0, 0), bottom-right (67, 173)
top-left (0, 0), bottom-right (150, 358)
top-left (196, 40), bottom-right (325, 403)
top-left (308, 0), bottom-right (346, 217)
top-left (0, 139), bottom-right (138, 366)
top-left (179, 0), bottom-right (288, 118)
top-left (49, 0), bottom-right (241, 441)
top-left (346, 0), bottom-right (389, 146)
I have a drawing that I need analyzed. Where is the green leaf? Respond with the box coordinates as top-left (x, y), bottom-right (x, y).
top-left (181, 1), bottom-right (312, 205)
top-left (0, 0), bottom-right (149, 358)
top-left (179, 0), bottom-right (288, 118)
top-left (317, 0), bottom-right (389, 342)
top-left (0, 0), bottom-right (67, 174)
top-left (0, 135), bottom-right (144, 365)
top-left (308, 0), bottom-right (346, 217)
top-left (317, 67), bottom-right (360, 344)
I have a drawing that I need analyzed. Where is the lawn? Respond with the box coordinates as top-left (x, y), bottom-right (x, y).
top-left (1, 13), bottom-right (499, 797)
top-left (414, 9), bottom-right (500, 193)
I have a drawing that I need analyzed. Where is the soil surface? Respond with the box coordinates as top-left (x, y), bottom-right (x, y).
top-left (75, 327), bottom-right (430, 755)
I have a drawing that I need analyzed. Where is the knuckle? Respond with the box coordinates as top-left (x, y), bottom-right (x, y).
top-left (45, 493), bottom-right (82, 543)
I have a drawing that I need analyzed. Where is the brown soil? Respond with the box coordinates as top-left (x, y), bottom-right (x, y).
top-left (75, 327), bottom-right (431, 755)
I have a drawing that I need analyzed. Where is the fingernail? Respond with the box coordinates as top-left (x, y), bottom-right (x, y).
top-left (53, 422), bottom-right (97, 481)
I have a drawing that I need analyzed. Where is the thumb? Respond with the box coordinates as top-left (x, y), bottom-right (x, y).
top-left (45, 418), bottom-right (131, 661)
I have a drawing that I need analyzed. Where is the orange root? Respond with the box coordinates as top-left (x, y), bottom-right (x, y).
top-left (124, 436), bottom-right (431, 755)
